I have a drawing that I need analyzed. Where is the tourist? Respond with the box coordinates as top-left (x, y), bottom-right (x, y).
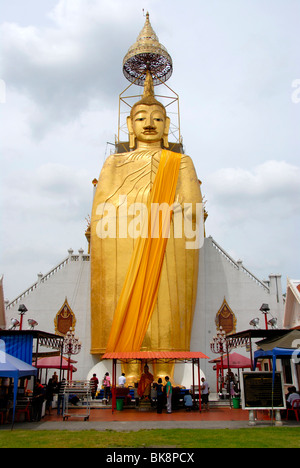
top-left (201, 377), bottom-right (210, 410)
top-left (45, 377), bottom-right (55, 414)
top-left (32, 379), bottom-right (45, 421)
top-left (56, 378), bottom-right (66, 415)
top-left (286, 386), bottom-right (300, 408)
top-left (184, 391), bottom-right (193, 411)
top-left (118, 373), bottom-right (126, 388)
top-left (90, 373), bottom-right (99, 399)
top-left (154, 378), bottom-right (164, 414)
top-left (165, 376), bottom-right (172, 414)
top-left (103, 372), bottom-right (111, 402)
top-left (52, 372), bottom-right (58, 385)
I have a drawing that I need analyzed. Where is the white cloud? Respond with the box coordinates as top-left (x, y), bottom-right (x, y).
top-left (204, 160), bottom-right (300, 282)
top-left (205, 160), bottom-right (300, 235)
top-left (0, 162), bottom-right (92, 299)
top-left (0, 0), bottom-right (148, 138)
top-left (207, 160), bottom-right (300, 202)
top-left (4, 163), bottom-right (89, 218)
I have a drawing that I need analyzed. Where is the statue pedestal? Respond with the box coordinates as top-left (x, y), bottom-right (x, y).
top-left (138, 398), bottom-right (152, 412)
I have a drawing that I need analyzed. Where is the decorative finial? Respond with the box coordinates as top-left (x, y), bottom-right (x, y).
top-left (142, 9), bottom-right (149, 19)
top-left (123, 13), bottom-right (172, 86)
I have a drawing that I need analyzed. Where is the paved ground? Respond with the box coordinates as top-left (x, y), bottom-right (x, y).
top-left (1, 407), bottom-right (299, 431)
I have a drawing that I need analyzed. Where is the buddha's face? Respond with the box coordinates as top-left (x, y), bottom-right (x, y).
top-left (132, 104), bottom-right (166, 143)
top-left (128, 103), bottom-right (170, 148)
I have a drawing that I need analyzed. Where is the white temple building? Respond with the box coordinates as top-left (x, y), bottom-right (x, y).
top-left (283, 278), bottom-right (300, 330)
top-left (4, 235), bottom-right (285, 391)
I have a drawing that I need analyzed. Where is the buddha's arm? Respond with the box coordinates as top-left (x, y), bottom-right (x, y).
top-left (176, 155), bottom-right (202, 213)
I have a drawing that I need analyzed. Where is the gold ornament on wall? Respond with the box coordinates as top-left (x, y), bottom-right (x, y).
top-left (54, 297), bottom-right (76, 336)
top-left (215, 297), bottom-right (237, 335)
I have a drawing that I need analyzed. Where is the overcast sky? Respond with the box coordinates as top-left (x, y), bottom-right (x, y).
top-left (0, 0), bottom-right (299, 302)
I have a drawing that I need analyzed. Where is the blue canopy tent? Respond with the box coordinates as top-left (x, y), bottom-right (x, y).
top-left (253, 347), bottom-right (299, 422)
top-left (0, 350), bottom-right (37, 425)
top-left (254, 346), bottom-right (300, 401)
top-left (254, 347), bottom-right (300, 374)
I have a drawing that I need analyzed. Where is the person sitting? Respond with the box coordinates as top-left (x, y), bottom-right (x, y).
top-left (286, 386), bottom-right (300, 408)
top-left (184, 391), bottom-right (193, 411)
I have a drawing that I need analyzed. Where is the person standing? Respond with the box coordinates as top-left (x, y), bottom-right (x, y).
top-left (45, 377), bottom-right (55, 415)
top-left (165, 376), bottom-right (172, 414)
top-left (118, 373), bottom-right (126, 388)
top-left (90, 373), bottom-right (99, 399)
top-left (103, 372), bottom-right (111, 402)
top-left (32, 379), bottom-right (45, 421)
top-left (57, 379), bottom-right (66, 416)
top-left (154, 378), bottom-right (164, 414)
top-left (201, 377), bottom-right (210, 410)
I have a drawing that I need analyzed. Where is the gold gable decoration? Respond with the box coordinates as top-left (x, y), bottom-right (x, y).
top-left (54, 297), bottom-right (76, 336)
top-left (215, 297), bottom-right (237, 335)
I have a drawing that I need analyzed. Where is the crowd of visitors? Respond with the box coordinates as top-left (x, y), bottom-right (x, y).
top-left (87, 371), bottom-right (209, 414)
top-left (1, 368), bottom-right (298, 423)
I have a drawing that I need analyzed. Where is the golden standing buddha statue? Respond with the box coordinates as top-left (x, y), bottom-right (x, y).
top-left (90, 14), bottom-right (204, 382)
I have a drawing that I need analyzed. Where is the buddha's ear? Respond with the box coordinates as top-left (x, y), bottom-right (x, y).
top-left (127, 116), bottom-right (135, 149)
top-left (163, 116), bottom-right (170, 148)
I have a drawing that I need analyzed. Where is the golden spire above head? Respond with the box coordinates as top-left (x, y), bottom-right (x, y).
top-left (130, 70), bottom-right (166, 119)
top-left (123, 12), bottom-right (173, 86)
top-left (142, 69), bottom-right (155, 100)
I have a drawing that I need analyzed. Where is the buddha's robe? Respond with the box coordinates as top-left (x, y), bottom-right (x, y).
top-left (90, 149), bottom-right (202, 355)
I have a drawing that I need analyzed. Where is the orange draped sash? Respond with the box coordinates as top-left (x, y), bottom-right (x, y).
top-left (105, 149), bottom-right (181, 352)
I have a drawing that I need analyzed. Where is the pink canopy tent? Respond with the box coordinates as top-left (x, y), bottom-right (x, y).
top-left (209, 352), bottom-right (253, 370)
top-left (34, 356), bottom-right (77, 381)
top-left (209, 352), bottom-right (259, 393)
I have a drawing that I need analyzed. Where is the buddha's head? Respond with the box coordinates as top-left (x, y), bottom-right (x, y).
top-left (127, 71), bottom-right (170, 149)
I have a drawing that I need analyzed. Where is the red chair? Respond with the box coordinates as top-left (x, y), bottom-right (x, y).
top-left (286, 399), bottom-right (300, 421)
top-left (15, 400), bottom-right (31, 422)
